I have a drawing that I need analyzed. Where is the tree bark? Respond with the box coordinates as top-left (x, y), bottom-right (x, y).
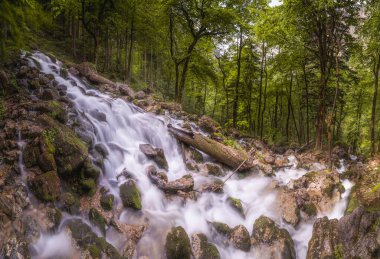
top-left (371, 52), bottom-right (380, 155)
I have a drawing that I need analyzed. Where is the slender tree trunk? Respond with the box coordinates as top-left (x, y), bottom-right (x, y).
top-left (257, 41), bottom-right (265, 134)
top-left (371, 52), bottom-right (380, 155)
top-left (233, 27), bottom-right (243, 128)
top-left (127, 13), bottom-right (135, 83)
top-left (302, 62), bottom-right (310, 143)
top-left (286, 73), bottom-right (293, 142)
top-left (260, 54), bottom-right (267, 140)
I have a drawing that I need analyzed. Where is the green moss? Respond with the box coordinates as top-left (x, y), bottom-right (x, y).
top-left (120, 180), bottom-right (142, 210)
top-left (100, 193), bottom-right (114, 211)
top-left (41, 128), bottom-right (57, 153)
top-left (345, 186), bottom-right (359, 215)
top-left (211, 222), bottom-right (231, 236)
top-left (80, 179), bottom-right (97, 196)
top-left (89, 208), bottom-right (106, 236)
top-left (303, 203), bottom-right (317, 217)
top-left (165, 226), bottom-right (191, 259)
top-left (88, 245), bottom-right (101, 258)
top-left (227, 197), bottom-right (245, 218)
top-left (0, 99), bottom-right (5, 120)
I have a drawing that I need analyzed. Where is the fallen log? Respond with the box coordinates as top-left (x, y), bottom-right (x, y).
top-left (168, 124), bottom-right (255, 171)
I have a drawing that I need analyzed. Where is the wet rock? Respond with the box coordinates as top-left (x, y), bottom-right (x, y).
top-left (227, 197), bottom-right (245, 218)
top-left (28, 171), bottom-right (61, 202)
top-left (165, 226), bottom-right (191, 259)
top-left (139, 143), bottom-right (168, 170)
top-left (23, 143), bottom-right (39, 168)
top-left (100, 193), bottom-right (114, 211)
top-left (251, 215), bottom-right (295, 259)
top-left (279, 189), bottom-right (300, 226)
top-left (41, 89), bottom-right (57, 101)
top-left (89, 208), bottom-right (107, 236)
top-left (81, 160), bottom-right (101, 180)
top-left (0, 236), bottom-right (30, 259)
top-left (45, 207), bottom-right (62, 231)
top-left (61, 192), bottom-right (80, 214)
top-left (200, 179), bottom-right (224, 193)
top-left (191, 233), bottom-right (220, 259)
top-left (120, 180), bottom-right (142, 210)
top-left (65, 219), bottom-right (122, 259)
top-left (264, 153), bottom-right (275, 165)
top-left (38, 149), bottom-right (57, 172)
top-left (38, 114), bottom-right (88, 177)
top-left (164, 175), bottom-right (194, 193)
top-left (206, 163), bottom-right (225, 177)
top-left (211, 222), bottom-right (231, 237)
top-left (307, 207), bottom-right (380, 259)
top-left (230, 225), bottom-right (251, 252)
top-left (95, 143), bottom-right (109, 158)
top-left (135, 90), bottom-right (146, 100)
top-left (90, 109), bottom-right (107, 122)
top-left (68, 67), bottom-right (79, 76)
top-left (22, 215), bottom-right (40, 243)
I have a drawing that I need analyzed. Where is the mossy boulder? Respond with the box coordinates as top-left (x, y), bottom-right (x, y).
top-left (165, 226), bottom-right (191, 259)
top-left (65, 219), bottom-right (122, 259)
top-left (80, 178), bottom-right (97, 196)
top-left (120, 180), bottom-right (142, 210)
top-left (251, 215), bottom-right (295, 259)
top-left (28, 171), bottom-right (61, 202)
top-left (191, 233), bottom-right (220, 259)
top-left (45, 207), bottom-right (62, 231)
top-left (211, 222), bottom-right (231, 237)
top-left (89, 208), bottom-right (107, 236)
top-left (139, 144), bottom-right (169, 170)
top-left (100, 193), bottom-right (114, 211)
top-left (227, 197), bottom-right (245, 218)
top-left (206, 163), bottom-right (225, 177)
top-left (37, 114), bottom-right (88, 177)
top-left (61, 192), bottom-right (80, 214)
top-left (38, 149), bottom-right (57, 172)
top-left (229, 225), bottom-right (251, 252)
top-left (23, 143), bottom-right (39, 168)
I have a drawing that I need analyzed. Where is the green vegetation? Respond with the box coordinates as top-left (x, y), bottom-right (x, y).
top-left (1, 0), bottom-right (380, 156)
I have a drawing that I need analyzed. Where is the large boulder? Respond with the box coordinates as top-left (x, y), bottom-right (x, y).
top-left (165, 226), bottom-right (191, 259)
top-left (191, 233), bottom-right (220, 259)
top-left (307, 207), bottom-right (380, 259)
top-left (37, 114), bottom-right (88, 177)
top-left (120, 180), bottom-right (142, 210)
top-left (251, 216), bottom-right (296, 259)
top-left (280, 169), bottom-right (344, 222)
top-left (140, 144), bottom-right (168, 170)
top-left (27, 171), bottom-right (61, 202)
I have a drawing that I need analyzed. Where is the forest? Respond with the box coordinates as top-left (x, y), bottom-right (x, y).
top-left (1, 1), bottom-right (380, 259)
top-left (0, 0), bottom-right (379, 156)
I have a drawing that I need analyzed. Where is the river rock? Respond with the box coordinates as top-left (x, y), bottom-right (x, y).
top-left (28, 171), bottom-right (61, 202)
top-left (100, 193), bottom-right (114, 211)
top-left (279, 189), bottom-right (300, 226)
top-left (135, 91), bottom-right (146, 100)
top-left (118, 84), bottom-right (135, 98)
top-left (65, 219), bottom-right (122, 259)
top-left (211, 222), bottom-right (231, 237)
top-left (307, 207), bottom-right (380, 259)
top-left (89, 208), bottom-right (107, 236)
top-left (191, 233), bottom-right (220, 259)
top-left (230, 225), bottom-right (251, 251)
top-left (140, 144), bottom-right (168, 170)
top-left (164, 175), bottom-right (194, 193)
top-left (165, 226), bottom-right (191, 259)
top-left (198, 115), bottom-right (221, 134)
top-left (206, 163), bottom-right (225, 177)
top-left (199, 179), bottom-right (224, 193)
top-left (251, 215), bottom-right (296, 259)
top-left (120, 180), bottom-right (142, 210)
top-left (0, 236), bottom-right (29, 259)
top-left (227, 197), bottom-right (245, 218)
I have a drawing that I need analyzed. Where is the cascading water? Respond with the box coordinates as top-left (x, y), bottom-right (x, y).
top-left (27, 52), bottom-right (352, 259)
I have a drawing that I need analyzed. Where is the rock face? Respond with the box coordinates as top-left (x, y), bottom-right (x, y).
top-left (230, 225), bottom-right (251, 252)
top-left (139, 144), bottom-right (169, 170)
top-left (120, 180), bottom-right (142, 210)
top-left (251, 216), bottom-right (296, 259)
top-left (280, 169), bottom-right (344, 224)
top-left (191, 233), bottom-right (220, 259)
top-left (307, 207), bottom-right (380, 259)
top-left (165, 226), bottom-right (192, 259)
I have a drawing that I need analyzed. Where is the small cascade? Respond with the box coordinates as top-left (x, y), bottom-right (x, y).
top-left (25, 51), bottom-right (353, 259)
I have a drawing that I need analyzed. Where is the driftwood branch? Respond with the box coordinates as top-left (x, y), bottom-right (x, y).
top-left (168, 124), bottom-right (254, 171)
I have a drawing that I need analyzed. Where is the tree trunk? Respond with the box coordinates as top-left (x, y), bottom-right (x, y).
top-left (371, 52), bottom-right (380, 155)
top-left (233, 27), bottom-right (244, 128)
top-left (257, 41), bottom-right (265, 134)
top-left (127, 14), bottom-right (135, 83)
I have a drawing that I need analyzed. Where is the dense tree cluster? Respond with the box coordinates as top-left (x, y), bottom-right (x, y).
top-left (1, 0), bottom-right (380, 155)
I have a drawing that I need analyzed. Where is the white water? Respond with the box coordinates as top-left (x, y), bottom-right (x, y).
top-left (27, 52), bottom-right (352, 259)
